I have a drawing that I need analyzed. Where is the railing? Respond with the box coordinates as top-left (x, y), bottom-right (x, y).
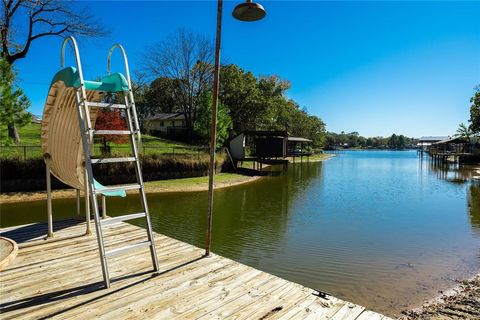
top-left (0, 145), bottom-right (210, 161)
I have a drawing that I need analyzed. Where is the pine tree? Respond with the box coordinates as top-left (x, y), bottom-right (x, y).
top-left (0, 59), bottom-right (31, 144)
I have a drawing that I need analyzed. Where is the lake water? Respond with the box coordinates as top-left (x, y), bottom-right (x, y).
top-left (2, 150), bottom-right (479, 316)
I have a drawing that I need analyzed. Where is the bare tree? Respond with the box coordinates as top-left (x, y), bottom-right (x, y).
top-left (142, 28), bottom-right (214, 133)
top-left (1, 0), bottom-right (107, 64)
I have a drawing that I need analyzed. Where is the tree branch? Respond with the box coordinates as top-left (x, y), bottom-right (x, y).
top-left (2, 0), bottom-right (108, 64)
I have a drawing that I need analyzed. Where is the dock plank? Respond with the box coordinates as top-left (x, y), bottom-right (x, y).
top-left (0, 220), bottom-right (392, 319)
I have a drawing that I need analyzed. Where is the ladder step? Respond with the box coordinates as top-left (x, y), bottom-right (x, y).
top-left (91, 157), bottom-right (136, 164)
top-left (87, 101), bottom-right (128, 109)
top-left (101, 212), bottom-right (146, 226)
top-left (93, 130), bottom-right (132, 135)
top-left (105, 241), bottom-right (152, 257)
top-left (95, 184), bottom-right (141, 194)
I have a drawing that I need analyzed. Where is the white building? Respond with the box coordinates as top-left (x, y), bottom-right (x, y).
top-left (144, 113), bottom-right (186, 134)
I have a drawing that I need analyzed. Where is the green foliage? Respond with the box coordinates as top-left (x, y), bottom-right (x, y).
top-left (219, 64), bottom-right (326, 147)
top-left (288, 107), bottom-right (326, 147)
top-left (194, 93), bottom-right (232, 147)
top-left (324, 131), bottom-right (416, 149)
top-left (455, 122), bottom-right (473, 140)
top-left (219, 64), bottom-right (263, 132)
top-left (142, 77), bottom-right (179, 116)
top-left (0, 58), bottom-right (31, 144)
top-left (469, 86), bottom-right (480, 135)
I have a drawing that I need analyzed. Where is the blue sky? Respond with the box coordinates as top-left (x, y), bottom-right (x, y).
top-left (14, 1), bottom-right (480, 137)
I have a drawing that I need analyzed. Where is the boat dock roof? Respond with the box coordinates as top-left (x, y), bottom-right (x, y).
top-left (0, 220), bottom-right (391, 319)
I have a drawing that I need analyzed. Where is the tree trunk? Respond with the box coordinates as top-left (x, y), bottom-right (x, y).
top-left (8, 124), bottom-right (20, 144)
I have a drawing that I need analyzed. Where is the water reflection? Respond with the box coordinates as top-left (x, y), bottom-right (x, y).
top-left (425, 157), bottom-right (480, 236)
top-left (427, 158), bottom-right (478, 184)
top-left (209, 163), bottom-right (325, 263)
top-left (469, 183), bottom-right (480, 235)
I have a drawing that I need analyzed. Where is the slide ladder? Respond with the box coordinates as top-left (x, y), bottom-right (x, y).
top-left (62, 37), bottom-right (158, 288)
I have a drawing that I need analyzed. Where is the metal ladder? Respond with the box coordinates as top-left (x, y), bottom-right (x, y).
top-left (62, 36), bottom-right (159, 288)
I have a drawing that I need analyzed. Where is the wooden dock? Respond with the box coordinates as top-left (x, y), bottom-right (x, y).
top-left (0, 220), bottom-right (391, 319)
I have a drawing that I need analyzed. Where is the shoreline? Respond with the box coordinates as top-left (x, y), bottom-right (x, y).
top-left (400, 273), bottom-right (480, 319)
top-left (1, 154), bottom-right (335, 204)
top-left (0, 173), bottom-right (263, 204)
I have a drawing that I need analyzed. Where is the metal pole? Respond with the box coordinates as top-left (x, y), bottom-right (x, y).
top-left (76, 189), bottom-right (81, 217)
top-left (45, 156), bottom-right (54, 238)
top-left (205, 0), bottom-right (223, 256)
top-left (102, 195), bottom-right (107, 219)
top-left (84, 166), bottom-right (91, 235)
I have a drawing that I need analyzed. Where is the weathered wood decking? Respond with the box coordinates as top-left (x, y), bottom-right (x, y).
top-left (0, 220), bottom-right (391, 319)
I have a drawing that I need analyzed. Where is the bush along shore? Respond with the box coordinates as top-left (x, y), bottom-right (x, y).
top-left (1, 153), bottom-right (228, 193)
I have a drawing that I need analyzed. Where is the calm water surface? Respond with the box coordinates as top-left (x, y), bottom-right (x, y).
top-left (2, 150), bottom-right (480, 315)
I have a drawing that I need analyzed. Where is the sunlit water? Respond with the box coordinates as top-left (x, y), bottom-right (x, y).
top-left (2, 150), bottom-right (479, 315)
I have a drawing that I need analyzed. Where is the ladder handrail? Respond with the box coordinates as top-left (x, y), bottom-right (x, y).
top-left (107, 44), bottom-right (132, 87)
top-left (60, 36), bottom-right (86, 87)
top-left (107, 44), bottom-right (142, 147)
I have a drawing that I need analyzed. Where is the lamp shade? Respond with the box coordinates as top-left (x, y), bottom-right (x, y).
top-left (232, 1), bottom-right (266, 22)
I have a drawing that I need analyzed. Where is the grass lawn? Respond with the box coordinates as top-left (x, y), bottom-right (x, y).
top-left (306, 153), bottom-right (333, 161)
top-left (0, 123), bottom-right (42, 146)
top-left (0, 123), bottom-right (205, 159)
top-left (145, 173), bottom-right (245, 188)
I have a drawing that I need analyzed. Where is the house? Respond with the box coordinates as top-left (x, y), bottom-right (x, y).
top-left (32, 114), bottom-right (42, 124)
top-left (229, 131), bottom-right (314, 171)
top-left (287, 137), bottom-right (313, 156)
top-left (143, 113), bottom-right (188, 140)
top-left (417, 136), bottom-right (450, 150)
top-left (230, 131), bottom-right (288, 160)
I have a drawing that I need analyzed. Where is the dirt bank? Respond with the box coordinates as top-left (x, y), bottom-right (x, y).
top-left (401, 274), bottom-right (480, 319)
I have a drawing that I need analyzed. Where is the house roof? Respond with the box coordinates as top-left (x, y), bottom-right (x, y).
top-left (432, 137), bottom-right (468, 145)
top-left (32, 115), bottom-right (42, 124)
top-left (145, 113), bottom-right (185, 121)
top-left (418, 136), bottom-right (450, 142)
top-left (243, 130), bottom-right (288, 137)
top-left (288, 137), bottom-right (312, 142)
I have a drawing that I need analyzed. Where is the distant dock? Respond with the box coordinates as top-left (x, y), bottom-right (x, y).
top-left (0, 220), bottom-right (392, 319)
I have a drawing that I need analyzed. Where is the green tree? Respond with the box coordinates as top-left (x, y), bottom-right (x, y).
top-left (144, 77), bottom-right (179, 115)
top-left (388, 134), bottom-right (398, 149)
top-left (0, 59), bottom-right (31, 144)
top-left (289, 109), bottom-right (325, 148)
top-left (455, 122), bottom-right (472, 141)
top-left (397, 135), bottom-right (406, 149)
top-left (256, 75), bottom-right (292, 130)
top-left (219, 64), bottom-right (262, 133)
top-left (468, 86), bottom-right (480, 135)
top-left (194, 93), bottom-right (232, 147)
top-left (347, 132), bottom-right (360, 148)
